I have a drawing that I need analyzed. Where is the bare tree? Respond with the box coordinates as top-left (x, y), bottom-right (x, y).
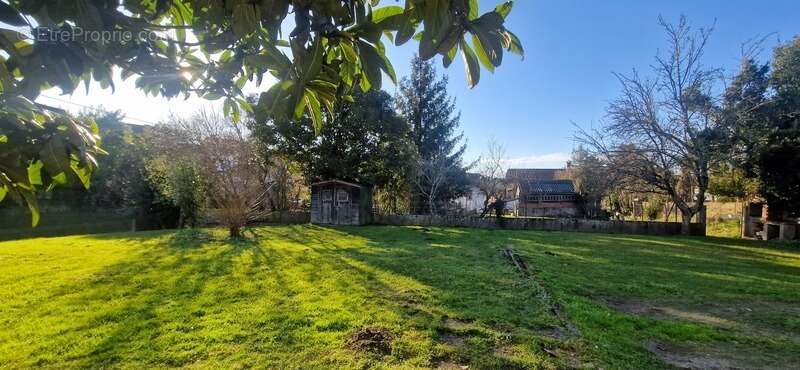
top-left (476, 140), bottom-right (515, 218)
top-left (576, 16), bottom-right (722, 234)
top-left (566, 147), bottom-right (618, 219)
top-left (165, 110), bottom-right (271, 238)
top-left (412, 156), bottom-right (452, 215)
top-left (261, 157), bottom-right (306, 212)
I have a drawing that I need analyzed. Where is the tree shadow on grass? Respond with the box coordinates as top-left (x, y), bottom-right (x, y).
top-left (22, 227), bottom-right (282, 368)
top-left (283, 225), bottom-right (568, 369)
top-left (311, 226), bottom-right (800, 369)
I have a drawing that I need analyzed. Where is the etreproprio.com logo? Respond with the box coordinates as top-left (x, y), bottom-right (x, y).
top-left (32, 27), bottom-right (161, 44)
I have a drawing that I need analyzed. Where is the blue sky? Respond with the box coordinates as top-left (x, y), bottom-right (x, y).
top-left (38, 0), bottom-right (800, 167)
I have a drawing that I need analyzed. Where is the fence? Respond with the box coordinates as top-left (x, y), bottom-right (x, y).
top-left (373, 214), bottom-right (706, 237)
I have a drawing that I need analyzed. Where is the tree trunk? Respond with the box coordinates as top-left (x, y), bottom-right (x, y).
top-left (680, 209), bottom-right (692, 235)
top-left (229, 225), bottom-right (241, 238)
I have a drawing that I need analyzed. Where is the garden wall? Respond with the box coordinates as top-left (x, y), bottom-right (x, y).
top-left (0, 208), bottom-right (137, 241)
top-left (373, 214), bottom-right (706, 237)
top-left (254, 211), bottom-right (311, 224)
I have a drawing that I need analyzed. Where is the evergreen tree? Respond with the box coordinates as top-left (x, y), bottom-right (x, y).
top-left (251, 90), bottom-right (417, 191)
top-left (397, 56), bottom-right (470, 212)
top-left (758, 37), bottom-right (800, 214)
top-left (719, 37), bottom-right (800, 215)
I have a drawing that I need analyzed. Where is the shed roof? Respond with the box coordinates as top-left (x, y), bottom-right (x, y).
top-left (311, 179), bottom-right (370, 188)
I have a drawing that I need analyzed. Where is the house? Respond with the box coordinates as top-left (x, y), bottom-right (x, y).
top-left (310, 180), bottom-right (373, 225)
top-left (506, 168), bottom-right (581, 218)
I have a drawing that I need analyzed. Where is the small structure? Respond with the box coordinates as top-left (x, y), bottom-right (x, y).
top-left (310, 180), bottom-right (373, 225)
top-left (455, 173), bottom-right (518, 215)
top-left (506, 168), bottom-right (581, 218)
top-left (742, 202), bottom-right (798, 241)
top-left (455, 173), bottom-right (485, 214)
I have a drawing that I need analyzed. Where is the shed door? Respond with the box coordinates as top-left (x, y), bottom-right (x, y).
top-left (335, 188), bottom-right (351, 224)
top-left (321, 189), bottom-right (333, 223)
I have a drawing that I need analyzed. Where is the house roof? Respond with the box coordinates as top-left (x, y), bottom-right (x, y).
top-left (311, 179), bottom-right (370, 188)
top-left (506, 168), bottom-right (569, 181)
top-left (519, 180), bottom-right (575, 194)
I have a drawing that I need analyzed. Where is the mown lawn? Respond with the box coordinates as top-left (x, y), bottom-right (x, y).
top-left (1, 226), bottom-right (799, 369)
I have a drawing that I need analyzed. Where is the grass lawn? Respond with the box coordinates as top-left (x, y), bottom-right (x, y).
top-left (1, 226), bottom-right (799, 369)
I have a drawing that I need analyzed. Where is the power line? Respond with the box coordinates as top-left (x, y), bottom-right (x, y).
top-left (36, 94), bottom-right (159, 126)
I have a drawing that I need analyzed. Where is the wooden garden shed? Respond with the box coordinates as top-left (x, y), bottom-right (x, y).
top-left (310, 180), bottom-right (373, 225)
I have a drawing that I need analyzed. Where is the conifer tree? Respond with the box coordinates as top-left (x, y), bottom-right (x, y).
top-left (397, 56), bottom-right (470, 212)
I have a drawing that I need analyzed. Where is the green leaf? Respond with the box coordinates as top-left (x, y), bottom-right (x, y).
top-left (0, 1), bottom-right (27, 26)
top-left (0, 134), bottom-right (7, 143)
top-left (301, 37), bottom-right (325, 85)
top-left (469, 14), bottom-right (505, 67)
top-left (495, 1), bottom-right (514, 19)
top-left (50, 172), bottom-right (68, 186)
top-left (372, 6), bottom-right (404, 23)
top-left (303, 90), bottom-right (323, 134)
top-left (0, 184), bottom-right (6, 203)
top-left (468, 0), bottom-right (479, 20)
top-left (39, 136), bottom-right (71, 179)
top-left (460, 40), bottom-right (480, 88)
top-left (237, 98), bottom-right (254, 114)
top-left (442, 44), bottom-right (459, 68)
top-left (71, 160), bottom-right (92, 189)
top-left (204, 92), bottom-right (224, 100)
top-left (21, 190), bottom-right (39, 227)
top-left (27, 160), bottom-right (43, 186)
top-left (395, 18), bottom-right (417, 46)
top-left (340, 42), bottom-right (358, 63)
top-left (501, 30), bottom-right (524, 58)
top-left (359, 40), bottom-right (396, 85)
top-left (471, 34), bottom-right (495, 72)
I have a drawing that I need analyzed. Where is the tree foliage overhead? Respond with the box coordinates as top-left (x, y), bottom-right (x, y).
top-left (0, 100), bottom-right (103, 226)
top-left (0, 0), bottom-right (523, 225)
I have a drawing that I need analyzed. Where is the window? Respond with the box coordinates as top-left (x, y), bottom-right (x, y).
top-left (336, 189), bottom-right (350, 202)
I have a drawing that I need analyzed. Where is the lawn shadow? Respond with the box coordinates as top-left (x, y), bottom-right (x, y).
top-left (292, 225), bottom-right (572, 369)
top-left (28, 227), bottom-right (279, 368)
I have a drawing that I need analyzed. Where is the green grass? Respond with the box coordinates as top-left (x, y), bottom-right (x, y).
top-left (1, 226), bottom-right (799, 369)
top-left (706, 219), bottom-right (742, 238)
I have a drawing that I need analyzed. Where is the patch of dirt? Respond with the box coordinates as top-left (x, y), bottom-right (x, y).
top-left (444, 317), bottom-right (472, 331)
top-left (645, 341), bottom-right (788, 370)
top-left (346, 327), bottom-right (394, 355)
top-left (547, 347), bottom-right (592, 369)
top-left (606, 300), bottom-right (736, 329)
top-left (605, 299), bottom-right (800, 343)
top-left (493, 345), bottom-right (518, 359)
top-left (436, 362), bottom-right (469, 369)
top-left (438, 332), bottom-right (465, 347)
top-left (536, 326), bottom-right (569, 341)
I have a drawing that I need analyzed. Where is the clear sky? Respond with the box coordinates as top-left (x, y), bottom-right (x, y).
top-left (37, 0), bottom-right (800, 168)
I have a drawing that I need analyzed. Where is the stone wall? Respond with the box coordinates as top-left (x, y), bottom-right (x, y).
top-left (254, 211), bottom-right (310, 224)
top-left (517, 202), bottom-right (580, 218)
top-left (373, 214), bottom-right (706, 236)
